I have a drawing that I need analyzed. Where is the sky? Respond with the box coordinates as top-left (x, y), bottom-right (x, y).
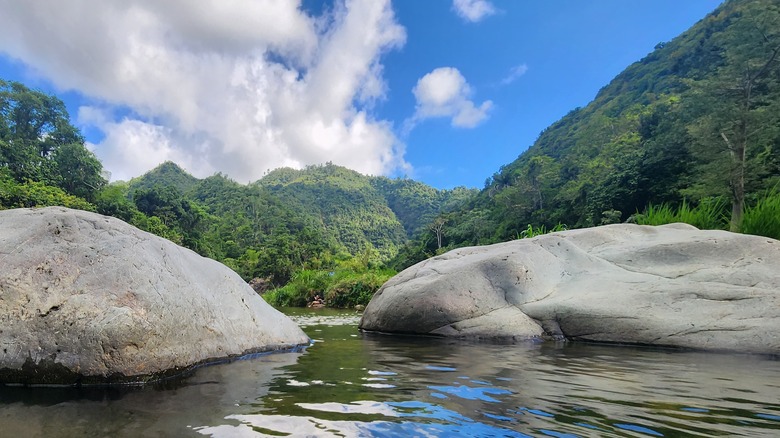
top-left (0, 0), bottom-right (723, 189)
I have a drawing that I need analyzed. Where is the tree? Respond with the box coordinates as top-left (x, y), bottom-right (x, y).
top-left (694, 2), bottom-right (780, 231)
top-left (0, 80), bottom-right (105, 200)
top-left (430, 216), bottom-right (446, 250)
top-left (132, 185), bottom-right (211, 251)
top-left (526, 155), bottom-right (557, 210)
top-left (95, 183), bottom-right (138, 222)
top-left (52, 142), bottom-right (106, 201)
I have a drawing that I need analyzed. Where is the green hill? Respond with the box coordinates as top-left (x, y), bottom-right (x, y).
top-left (123, 161), bottom-right (470, 283)
top-left (127, 161), bottom-right (200, 194)
top-left (432, 0), bottom-right (780, 251)
top-left (257, 164), bottom-right (407, 260)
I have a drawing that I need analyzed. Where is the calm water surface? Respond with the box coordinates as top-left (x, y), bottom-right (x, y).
top-left (1, 307), bottom-right (779, 437)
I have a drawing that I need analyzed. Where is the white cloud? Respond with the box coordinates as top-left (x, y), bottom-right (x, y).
top-left (452, 0), bottom-right (496, 23)
top-left (0, 0), bottom-right (408, 182)
top-left (410, 67), bottom-right (492, 129)
top-left (500, 64), bottom-right (529, 85)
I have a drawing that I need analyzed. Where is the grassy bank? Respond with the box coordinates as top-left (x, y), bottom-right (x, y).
top-left (634, 191), bottom-right (780, 240)
top-left (262, 265), bottom-right (395, 309)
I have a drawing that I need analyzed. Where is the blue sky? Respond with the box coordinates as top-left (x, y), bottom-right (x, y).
top-left (0, 0), bottom-right (722, 189)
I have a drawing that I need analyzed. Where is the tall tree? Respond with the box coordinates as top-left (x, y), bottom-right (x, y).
top-left (693, 1), bottom-right (780, 231)
top-left (0, 80), bottom-right (105, 198)
top-left (430, 216), bottom-right (446, 250)
top-left (52, 142), bottom-right (106, 201)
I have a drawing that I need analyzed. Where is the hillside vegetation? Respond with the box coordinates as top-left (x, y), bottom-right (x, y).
top-left (399, 0), bottom-right (780, 265)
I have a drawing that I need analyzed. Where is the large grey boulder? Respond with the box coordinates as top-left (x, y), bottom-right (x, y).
top-left (359, 223), bottom-right (780, 354)
top-left (0, 207), bottom-right (309, 385)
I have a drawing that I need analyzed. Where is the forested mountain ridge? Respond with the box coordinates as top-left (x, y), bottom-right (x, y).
top-left (256, 164), bottom-right (408, 260)
top-left (255, 164), bottom-right (477, 255)
top-left (128, 161), bottom-right (199, 194)
top-left (425, 0), bottom-right (780, 254)
top-left (122, 161), bottom-right (471, 282)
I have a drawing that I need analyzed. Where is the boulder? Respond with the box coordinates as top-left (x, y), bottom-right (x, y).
top-left (359, 223), bottom-right (780, 354)
top-left (0, 207), bottom-right (309, 385)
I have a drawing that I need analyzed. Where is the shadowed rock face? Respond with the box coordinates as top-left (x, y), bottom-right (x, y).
top-left (360, 223), bottom-right (780, 354)
top-left (0, 207), bottom-right (309, 385)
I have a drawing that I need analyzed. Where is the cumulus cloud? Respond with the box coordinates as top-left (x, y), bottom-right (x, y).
top-left (500, 64), bottom-right (529, 85)
top-left (410, 67), bottom-right (492, 130)
top-left (0, 0), bottom-right (408, 182)
top-left (452, 0), bottom-right (496, 23)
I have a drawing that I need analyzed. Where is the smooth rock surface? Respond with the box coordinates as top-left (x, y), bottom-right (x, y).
top-left (0, 207), bottom-right (309, 384)
top-left (359, 223), bottom-right (780, 354)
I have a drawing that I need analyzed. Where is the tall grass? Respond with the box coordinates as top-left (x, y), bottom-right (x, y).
top-left (636, 192), bottom-right (780, 240)
top-left (635, 197), bottom-right (728, 230)
top-left (518, 223), bottom-right (568, 239)
top-left (262, 269), bottom-right (331, 307)
top-left (741, 190), bottom-right (780, 240)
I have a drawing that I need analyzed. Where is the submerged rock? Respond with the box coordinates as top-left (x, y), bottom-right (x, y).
top-left (359, 223), bottom-right (780, 354)
top-left (0, 207), bottom-right (309, 385)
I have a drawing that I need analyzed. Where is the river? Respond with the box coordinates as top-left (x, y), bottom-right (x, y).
top-left (1, 307), bottom-right (779, 437)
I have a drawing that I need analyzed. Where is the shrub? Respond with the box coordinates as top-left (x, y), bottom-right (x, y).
top-left (262, 269), bottom-right (330, 307)
top-left (635, 197), bottom-right (727, 230)
top-left (517, 223), bottom-right (568, 239)
top-left (0, 175), bottom-right (96, 212)
top-left (262, 285), bottom-right (308, 307)
top-left (741, 190), bottom-right (780, 240)
top-left (324, 270), bottom-right (394, 308)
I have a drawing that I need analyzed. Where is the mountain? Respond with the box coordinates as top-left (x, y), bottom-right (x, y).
top-left (431, 0), bottom-right (780, 251)
top-left (127, 161), bottom-right (200, 194)
top-left (256, 164), bottom-right (407, 260)
top-left (256, 163), bottom-right (478, 258)
top-left (124, 161), bottom-right (471, 282)
top-left (370, 176), bottom-right (477, 239)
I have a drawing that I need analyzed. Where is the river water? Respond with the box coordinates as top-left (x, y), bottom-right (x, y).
top-left (1, 307), bottom-right (779, 437)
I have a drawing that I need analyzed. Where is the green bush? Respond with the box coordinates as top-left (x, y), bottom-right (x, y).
top-left (324, 270), bottom-right (394, 308)
top-left (262, 269), bottom-right (331, 307)
top-left (0, 174), bottom-right (96, 212)
top-left (517, 223), bottom-right (568, 239)
top-left (635, 197), bottom-right (727, 230)
top-left (634, 203), bottom-right (677, 226)
top-left (262, 285), bottom-right (307, 308)
top-left (741, 191), bottom-right (780, 240)
top-left (262, 265), bottom-right (395, 308)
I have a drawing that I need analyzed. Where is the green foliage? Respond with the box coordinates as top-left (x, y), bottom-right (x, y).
top-left (127, 161), bottom-right (199, 194)
top-left (634, 198), bottom-right (728, 230)
top-left (634, 191), bottom-right (780, 240)
top-left (0, 171), bottom-right (96, 211)
top-left (263, 269), bottom-right (332, 307)
top-left (634, 203), bottom-right (679, 226)
top-left (518, 223), bottom-right (568, 239)
top-left (95, 183), bottom-right (139, 222)
top-left (370, 176), bottom-right (477, 239)
top-left (131, 184), bottom-right (210, 252)
top-left (324, 269), bottom-right (394, 308)
top-left (683, 0), bottom-right (780, 231)
top-left (258, 163), bottom-right (407, 261)
top-left (0, 80), bottom-right (106, 199)
top-left (51, 142), bottom-right (106, 202)
top-left (130, 212), bottom-right (184, 245)
top-left (263, 264), bottom-right (394, 309)
top-left (741, 190), bottom-right (780, 240)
